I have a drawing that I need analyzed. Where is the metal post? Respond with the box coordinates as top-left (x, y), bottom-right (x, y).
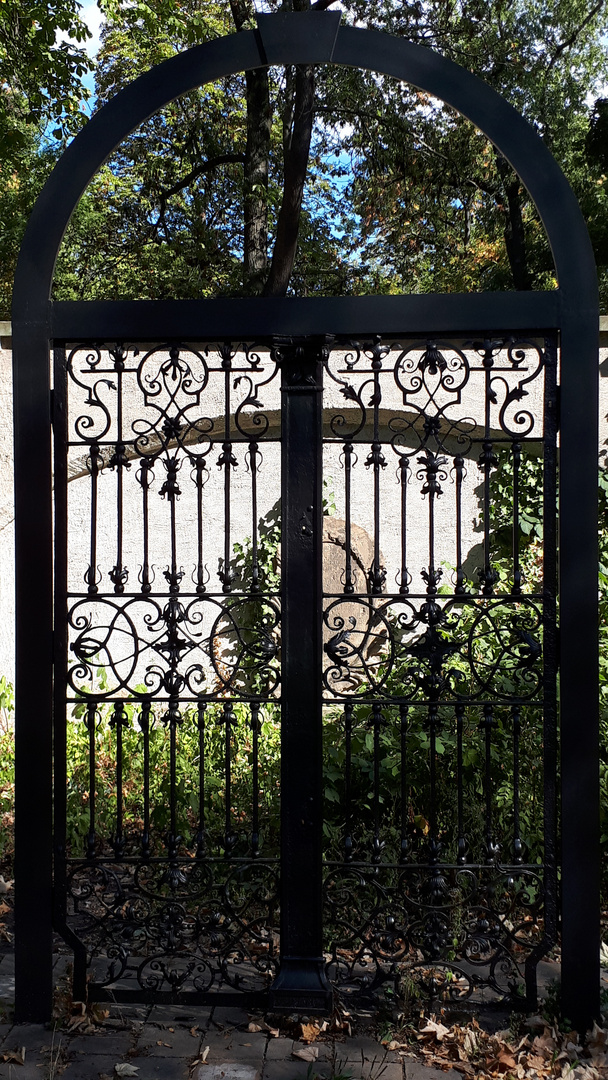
top-left (13, 322), bottom-right (54, 1021)
top-left (269, 340), bottom-right (332, 1013)
top-left (560, 315), bottom-right (600, 1031)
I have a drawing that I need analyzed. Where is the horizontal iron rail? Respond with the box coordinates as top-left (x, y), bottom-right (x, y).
top-left (48, 292), bottom-right (561, 342)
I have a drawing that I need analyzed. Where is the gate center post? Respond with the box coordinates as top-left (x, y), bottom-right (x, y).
top-left (268, 339), bottom-right (333, 1014)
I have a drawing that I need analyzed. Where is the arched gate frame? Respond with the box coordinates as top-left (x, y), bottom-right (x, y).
top-left (13, 11), bottom-right (599, 1028)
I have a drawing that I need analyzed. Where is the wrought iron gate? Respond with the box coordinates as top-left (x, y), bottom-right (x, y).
top-left (13, 12), bottom-right (599, 1028)
top-left (51, 331), bottom-right (557, 1011)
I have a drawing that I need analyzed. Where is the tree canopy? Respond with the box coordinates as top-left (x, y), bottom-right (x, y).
top-left (4, 0), bottom-right (608, 315)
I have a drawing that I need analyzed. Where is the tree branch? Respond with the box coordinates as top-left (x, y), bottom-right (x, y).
top-left (546, 0), bottom-right (606, 73)
top-left (158, 153), bottom-right (245, 202)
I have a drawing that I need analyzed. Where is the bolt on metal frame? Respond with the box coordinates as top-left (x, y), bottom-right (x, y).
top-left (12, 11), bottom-right (599, 1027)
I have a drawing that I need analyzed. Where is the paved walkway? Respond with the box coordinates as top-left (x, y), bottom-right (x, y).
top-left (0, 950), bottom-right (565, 1080)
top-left (0, 1001), bottom-right (465, 1080)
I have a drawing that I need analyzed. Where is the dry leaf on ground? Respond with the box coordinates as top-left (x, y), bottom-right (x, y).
top-left (300, 1024), bottom-right (321, 1044)
top-left (293, 1047), bottom-right (319, 1063)
top-left (1, 1048), bottom-right (25, 1065)
top-left (114, 1065), bottom-right (139, 1076)
top-left (418, 1018), bottom-right (451, 1043)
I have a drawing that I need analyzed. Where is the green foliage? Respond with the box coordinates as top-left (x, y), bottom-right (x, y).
top-left (64, 697), bottom-right (281, 857)
top-left (0, 0), bottom-right (93, 142)
top-left (4, 0), bottom-right (608, 314)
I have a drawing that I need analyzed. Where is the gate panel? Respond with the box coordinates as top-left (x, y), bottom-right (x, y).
top-left (54, 340), bottom-right (283, 1004)
top-left (320, 334), bottom-right (558, 1007)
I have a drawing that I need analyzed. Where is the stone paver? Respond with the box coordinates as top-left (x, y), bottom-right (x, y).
top-left (0, 1065), bottom-right (48, 1080)
top-left (147, 1007), bottom-right (211, 1028)
top-left (263, 1038), bottom-right (293, 1061)
top-left (261, 1062), bottom-right (334, 1080)
top-left (124, 1059), bottom-right (191, 1080)
top-left (200, 1067), bottom-right (260, 1080)
top-left (68, 1033), bottom-right (135, 1056)
top-left (136, 1026), bottom-right (203, 1057)
top-left (3, 1024), bottom-right (51, 1050)
top-left (209, 1008), bottom-right (251, 1029)
top-left (291, 1041), bottom-right (334, 1062)
top-left (404, 1064), bottom-right (460, 1079)
top-left (203, 1032), bottom-right (267, 1062)
top-left (60, 1055), bottom-right (123, 1080)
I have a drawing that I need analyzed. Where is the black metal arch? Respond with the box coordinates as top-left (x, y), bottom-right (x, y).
top-left (11, 10), bottom-right (597, 312)
top-left (12, 10), bottom-right (599, 1028)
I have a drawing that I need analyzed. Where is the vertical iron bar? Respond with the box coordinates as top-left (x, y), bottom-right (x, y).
top-left (196, 701), bottom-right (206, 858)
top-left (371, 703), bottom-right (383, 863)
top-left (528, 335), bottom-right (563, 1010)
top-left (482, 704), bottom-right (495, 862)
top-left (456, 704), bottom-right (466, 864)
top-left (512, 705), bottom-right (522, 864)
top-left (112, 703), bottom-right (125, 858)
top-left (428, 704), bottom-right (438, 854)
top-left (269, 340), bottom-right (332, 1013)
top-left (454, 454), bottom-right (465, 595)
top-left (194, 458), bottom-right (206, 595)
top-left (110, 347), bottom-right (127, 594)
top-left (250, 441), bottom-right (260, 592)
top-left (138, 702), bottom-right (151, 859)
top-left (14, 319), bottom-right (54, 1022)
top-left (399, 704), bottom-right (409, 862)
top-left (479, 345), bottom-right (497, 596)
top-left (86, 701), bottom-right (97, 860)
top-left (367, 344), bottom-right (386, 595)
top-left (344, 702), bottom-right (353, 862)
top-left (344, 442), bottom-right (354, 593)
top-left (51, 346), bottom-right (73, 987)
top-left (167, 699), bottom-right (180, 861)
top-left (86, 442), bottom-right (100, 594)
top-left (218, 347), bottom-right (236, 593)
top-left (399, 457), bottom-right (409, 594)
top-left (251, 702), bottom-right (260, 856)
top-left (139, 459), bottom-right (152, 594)
top-left (512, 441), bottom-right (522, 595)
top-left (223, 701), bottom-right (236, 856)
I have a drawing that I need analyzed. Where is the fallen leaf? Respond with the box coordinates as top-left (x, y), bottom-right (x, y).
top-left (463, 1030), bottom-right (477, 1056)
top-left (300, 1024), bottom-right (321, 1044)
top-left (91, 1005), bottom-right (110, 1024)
top-left (490, 1049), bottom-right (518, 1073)
top-left (0, 877), bottom-right (13, 894)
top-left (247, 1023), bottom-right (262, 1033)
top-left (202, 1047), bottom-right (209, 1062)
top-left (418, 1018), bottom-right (451, 1043)
top-left (114, 1065), bottom-right (139, 1076)
top-left (190, 1027), bottom-right (199, 1037)
top-left (292, 1048), bottom-right (318, 1063)
top-left (1, 1048), bottom-right (25, 1065)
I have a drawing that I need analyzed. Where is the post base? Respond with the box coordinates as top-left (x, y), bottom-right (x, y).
top-left (269, 957), bottom-right (333, 1014)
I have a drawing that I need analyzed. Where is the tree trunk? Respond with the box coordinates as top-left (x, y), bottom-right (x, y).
top-left (229, 0), bottom-right (271, 294)
top-left (497, 157), bottom-right (531, 290)
top-left (263, 63), bottom-right (315, 297)
top-left (243, 68), bottom-right (271, 294)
